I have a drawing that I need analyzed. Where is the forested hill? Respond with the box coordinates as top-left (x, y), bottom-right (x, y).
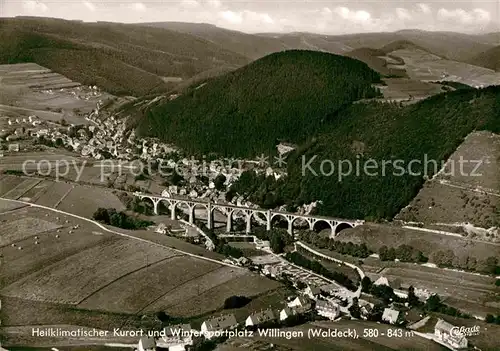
top-left (137, 50), bottom-right (382, 157)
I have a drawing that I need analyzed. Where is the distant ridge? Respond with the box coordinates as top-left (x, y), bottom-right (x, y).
top-left (469, 45), bottom-right (500, 71)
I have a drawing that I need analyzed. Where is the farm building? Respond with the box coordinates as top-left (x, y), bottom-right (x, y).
top-left (201, 314), bottom-right (237, 339)
top-left (287, 296), bottom-right (311, 311)
top-left (245, 309), bottom-right (277, 327)
top-left (137, 336), bottom-right (156, 351)
top-left (315, 300), bottom-right (340, 320)
top-left (382, 308), bottom-right (403, 325)
top-left (434, 319), bottom-right (468, 349)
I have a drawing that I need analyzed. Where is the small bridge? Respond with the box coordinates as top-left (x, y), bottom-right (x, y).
top-left (134, 192), bottom-right (363, 237)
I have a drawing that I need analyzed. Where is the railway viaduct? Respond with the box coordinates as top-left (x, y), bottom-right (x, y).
top-left (134, 192), bottom-right (363, 237)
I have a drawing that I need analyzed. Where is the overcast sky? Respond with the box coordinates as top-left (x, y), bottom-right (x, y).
top-left (2, 0), bottom-right (499, 34)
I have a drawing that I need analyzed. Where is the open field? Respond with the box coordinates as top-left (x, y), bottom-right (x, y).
top-left (0, 215), bottom-right (62, 247)
top-left (0, 194), bottom-right (28, 212)
top-left (2, 325), bottom-right (137, 349)
top-left (164, 272), bottom-right (282, 318)
top-left (378, 77), bottom-right (444, 101)
top-left (397, 131), bottom-right (500, 232)
top-left (0, 152), bottom-right (81, 172)
top-left (0, 201), bottom-right (282, 325)
top-left (0, 296), bottom-right (159, 331)
top-left (2, 177), bottom-right (42, 199)
top-left (0, 175), bottom-right (25, 196)
top-left (19, 179), bottom-right (54, 202)
top-left (142, 265), bottom-right (249, 312)
top-left (77, 255), bottom-right (224, 313)
top-left (34, 181), bottom-right (74, 207)
top-left (1, 237), bottom-right (179, 305)
top-left (397, 181), bottom-right (499, 231)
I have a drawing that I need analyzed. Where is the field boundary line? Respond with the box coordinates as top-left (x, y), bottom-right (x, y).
top-left (14, 178), bottom-right (43, 200)
top-left (76, 254), bottom-right (183, 305)
top-left (402, 226), bottom-right (500, 246)
top-left (0, 203), bottom-right (29, 216)
top-left (1, 178), bottom-right (31, 199)
top-left (436, 179), bottom-right (500, 198)
top-left (136, 265), bottom-right (224, 315)
top-left (27, 180), bottom-right (54, 203)
top-left (159, 268), bottom-right (249, 311)
top-left (0, 197), bottom-right (240, 269)
top-left (53, 184), bottom-right (75, 209)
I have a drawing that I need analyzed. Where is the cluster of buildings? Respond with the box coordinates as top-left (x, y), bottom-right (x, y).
top-left (0, 115), bottom-right (44, 142)
top-left (40, 85), bottom-right (102, 101)
top-left (434, 318), bottom-right (469, 350)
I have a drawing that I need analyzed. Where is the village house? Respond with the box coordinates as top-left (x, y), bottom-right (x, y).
top-left (262, 264), bottom-right (281, 278)
top-left (381, 307), bottom-right (403, 325)
top-left (359, 301), bottom-right (374, 320)
top-left (245, 309), bottom-right (277, 327)
top-left (137, 336), bottom-right (156, 351)
top-left (201, 314), bottom-right (237, 339)
top-left (155, 223), bottom-right (167, 234)
top-left (287, 296), bottom-right (312, 311)
top-left (279, 307), bottom-right (297, 321)
top-left (434, 319), bottom-right (468, 349)
top-left (159, 324), bottom-right (193, 351)
top-left (315, 299), bottom-right (340, 320)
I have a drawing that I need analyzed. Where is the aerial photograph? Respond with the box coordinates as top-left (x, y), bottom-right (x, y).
top-left (0, 0), bottom-right (499, 350)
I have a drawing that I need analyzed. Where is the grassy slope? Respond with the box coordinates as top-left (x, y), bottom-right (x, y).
top-left (0, 17), bottom-right (250, 96)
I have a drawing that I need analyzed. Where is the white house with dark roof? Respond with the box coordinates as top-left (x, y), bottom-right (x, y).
top-left (382, 307), bottom-right (402, 325)
top-left (201, 314), bottom-right (237, 339)
top-left (434, 319), bottom-right (468, 349)
top-left (287, 296), bottom-right (311, 311)
top-left (137, 336), bottom-right (156, 351)
top-left (315, 300), bottom-right (340, 320)
top-left (245, 309), bottom-right (277, 327)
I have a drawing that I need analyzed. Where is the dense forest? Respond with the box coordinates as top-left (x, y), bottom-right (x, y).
top-left (227, 86), bottom-right (500, 219)
top-left (135, 50), bottom-right (500, 220)
top-left (138, 50), bottom-right (382, 156)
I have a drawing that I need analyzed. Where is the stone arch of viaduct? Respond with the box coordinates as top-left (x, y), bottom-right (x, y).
top-left (135, 192), bottom-right (363, 237)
